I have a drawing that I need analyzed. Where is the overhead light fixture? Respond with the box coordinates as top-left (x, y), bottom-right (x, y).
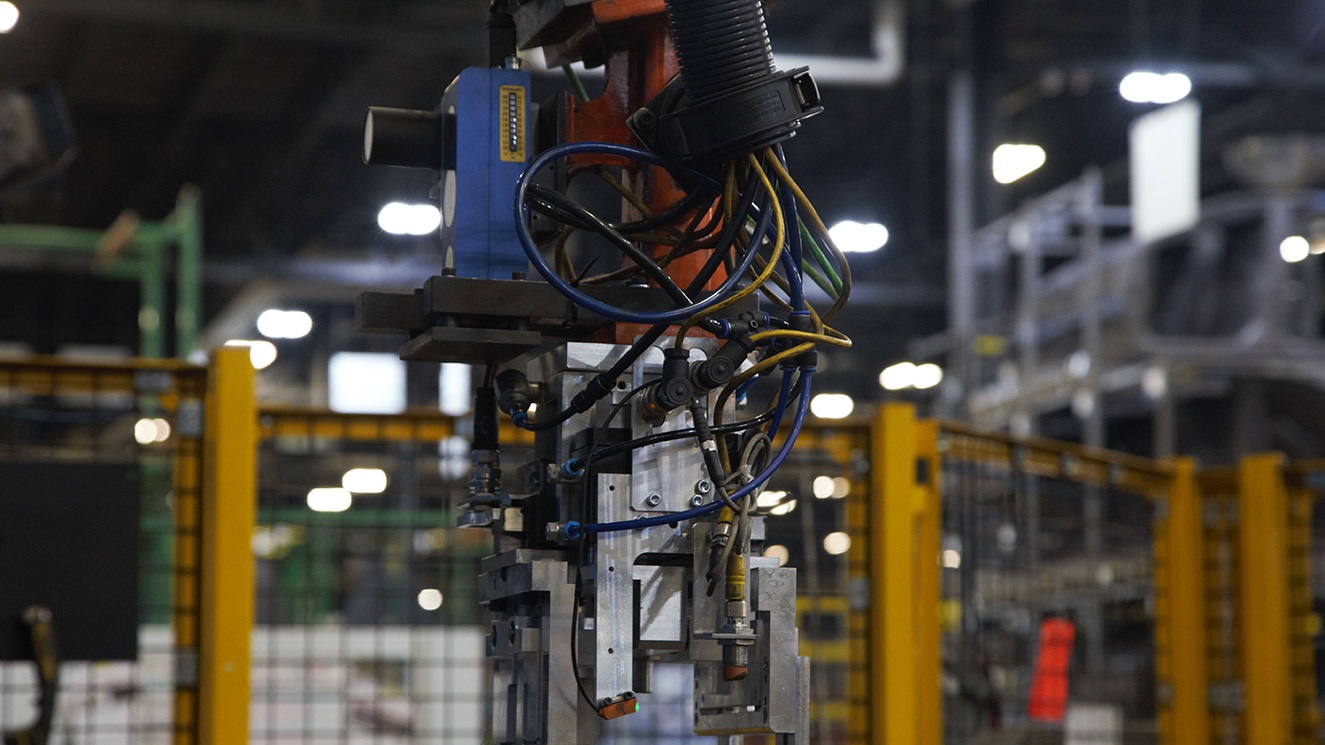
top-left (328, 352), bottom-right (407, 414)
top-left (879, 361), bottom-right (917, 391)
top-left (828, 220), bottom-right (889, 253)
top-left (756, 489), bottom-right (791, 509)
top-left (438, 363), bottom-right (472, 416)
top-left (812, 476), bottom-right (835, 499)
top-left (810, 393), bottom-right (855, 419)
top-left (417, 588), bottom-right (444, 611)
top-left (992, 144), bottom-right (1047, 184)
top-left (133, 417), bottom-right (172, 445)
top-left (822, 531), bottom-right (852, 556)
top-left (378, 202), bottom-right (441, 236)
top-left (1280, 235), bottom-right (1310, 263)
top-left (1119, 71), bottom-right (1192, 105)
top-left (307, 487), bottom-right (352, 513)
top-left (0, 3), bottom-right (18, 33)
top-left (913, 363), bottom-right (944, 390)
top-left (342, 467), bottom-right (388, 494)
top-left (831, 477), bottom-right (850, 499)
top-left (224, 339), bottom-right (278, 370)
top-left (256, 309), bottom-right (313, 340)
top-left (763, 544), bottom-right (790, 567)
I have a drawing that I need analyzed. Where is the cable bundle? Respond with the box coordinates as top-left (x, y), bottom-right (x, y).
top-left (511, 140), bottom-right (852, 536)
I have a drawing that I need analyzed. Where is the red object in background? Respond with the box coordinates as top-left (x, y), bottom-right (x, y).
top-left (1028, 617), bottom-right (1076, 722)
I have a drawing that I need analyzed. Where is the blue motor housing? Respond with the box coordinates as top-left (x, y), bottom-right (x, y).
top-left (441, 66), bottom-right (534, 280)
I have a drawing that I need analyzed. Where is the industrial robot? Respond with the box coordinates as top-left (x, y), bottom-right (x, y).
top-left (358, 1), bottom-right (851, 741)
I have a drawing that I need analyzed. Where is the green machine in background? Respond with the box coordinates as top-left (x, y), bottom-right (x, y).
top-left (0, 185), bottom-right (204, 360)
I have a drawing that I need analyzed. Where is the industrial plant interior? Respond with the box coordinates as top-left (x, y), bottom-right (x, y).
top-left (0, 0), bottom-right (1322, 744)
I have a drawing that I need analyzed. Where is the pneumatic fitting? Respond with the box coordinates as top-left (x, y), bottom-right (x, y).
top-left (640, 348), bottom-right (695, 425)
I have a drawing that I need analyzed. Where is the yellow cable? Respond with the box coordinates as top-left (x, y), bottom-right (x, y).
top-left (763, 152), bottom-right (852, 322)
top-left (749, 329), bottom-right (853, 349)
top-left (674, 154), bottom-right (785, 347)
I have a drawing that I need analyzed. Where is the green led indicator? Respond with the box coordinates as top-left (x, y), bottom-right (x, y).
top-left (634, 702), bottom-right (640, 712)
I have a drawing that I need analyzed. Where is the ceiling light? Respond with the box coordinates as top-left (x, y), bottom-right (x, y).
top-left (756, 489), bottom-right (790, 509)
top-left (831, 477), bottom-right (851, 499)
top-left (378, 202), bottom-right (441, 236)
top-left (329, 352), bottom-right (407, 414)
top-left (257, 309), bottom-right (313, 340)
top-left (942, 549), bottom-right (962, 569)
top-left (763, 544), bottom-right (790, 567)
top-left (828, 220), bottom-right (889, 253)
top-left (992, 144), bottom-right (1047, 184)
top-left (0, 3), bottom-right (19, 33)
top-left (769, 499), bottom-right (797, 516)
top-left (134, 418), bottom-right (160, 445)
top-left (438, 363), bottom-right (472, 417)
top-left (879, 362), bottom-right (917, 391)
top-left (1281, 235), bottom-right (1310, 263)
top-left (822, 531), bottom-right (852, 556)
top-left (1119, 71), bottom-right (1192, 105)
top-left (812, 476), bottom-right (835, 499)
top-left (417, 588), bottom-right (444, 611)
top-left (342, 468), bottom-right (388, 494)
top-left (810, 393), bottom-right (854, 419)
top-left (307, 487), bottom-right (352, 513)
top-left (913, 363), bottom-right (944, 390)
top-left (225, 339), bottom-right (277, 370)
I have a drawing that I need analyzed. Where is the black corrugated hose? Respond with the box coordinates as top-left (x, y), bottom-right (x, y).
top-left (665, 0), bottom-right (776, 105)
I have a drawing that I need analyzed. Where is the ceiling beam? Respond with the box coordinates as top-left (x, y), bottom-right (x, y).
top-left (24, 0), bottom-right (483, 53)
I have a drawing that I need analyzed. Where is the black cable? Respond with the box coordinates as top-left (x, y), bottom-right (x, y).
top-left (529, 185), bottom-right (692, 307)
top-left (574, 410), bottom-right (775, 463)
top-left (519, 172), bottom-right (769, 431)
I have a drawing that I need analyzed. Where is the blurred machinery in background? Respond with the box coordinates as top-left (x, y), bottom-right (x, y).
top-left (358, 0), bottom-right (846, 742)
top-left (0, 84), bottom-right (75, 199)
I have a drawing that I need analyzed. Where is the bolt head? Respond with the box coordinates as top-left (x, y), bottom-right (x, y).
top-left (695, 479), bottom-right (712, 494)
top-left (645, 493), bottom-right (662, 507)
top-left (690, 495), bottom-right (704, 507)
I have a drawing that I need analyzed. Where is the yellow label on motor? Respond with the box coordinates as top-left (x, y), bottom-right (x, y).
top-left (498, 85), bottom-right (527, 163)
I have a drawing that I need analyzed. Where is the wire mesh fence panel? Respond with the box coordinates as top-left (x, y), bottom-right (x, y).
top-left (937, 430), bottom-right (1162, 745)
top-left (252, 409), bottom-right (513, 745)
top-left (1287, 465), bottom-right (1325, 745)
top-left (1194, 470), bottom-right (1242, 745)
top-left (0, 359), bottom-right (207, 745)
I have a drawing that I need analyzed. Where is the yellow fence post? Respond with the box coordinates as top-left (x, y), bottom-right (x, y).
top-left (871, 403), bottom-right (920, 745)
top-left (1156, 458), bottom-right (1208, 745)
top-left (1238, 454), bottom-right (1292, 745)
top-left (200, 347), bottom-right (256, 744)
top-left (914, 420), bottom-right (943, 745)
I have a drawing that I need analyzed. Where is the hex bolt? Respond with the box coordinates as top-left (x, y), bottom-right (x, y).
top-left (695, 479), bottom-right (712, 495)
top-left (690, 495), bottom-right (705, 507)
top-left (645, 493), bottom-right (663, 508)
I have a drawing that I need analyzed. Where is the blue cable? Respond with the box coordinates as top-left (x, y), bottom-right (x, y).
top-left (767, 367), bottom-right (796, 434)
top-left (581, 369), bottom-right (814, 534)
top-left (779, 185), bottom-right (805, 310)
top-left (514, 141), bottom-right (774, 325)
top-left (733, 376), bottom-right (759, 404)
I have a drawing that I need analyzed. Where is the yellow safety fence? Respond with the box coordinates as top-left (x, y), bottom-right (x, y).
top-left (1, 354), bottom-right (1320, 745)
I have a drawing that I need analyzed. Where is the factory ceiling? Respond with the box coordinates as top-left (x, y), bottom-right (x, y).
top-left (0, 0), bottom-right (1322, 402)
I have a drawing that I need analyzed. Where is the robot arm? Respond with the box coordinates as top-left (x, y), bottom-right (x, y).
top-left (358, 2), bottom-right (848, 741)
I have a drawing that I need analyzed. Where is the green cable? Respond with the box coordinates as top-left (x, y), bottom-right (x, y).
top-left (562, 64), bottom-right (591, 103)
top-left (801, 260), bottom-right (837, 299)
top-left (800, 219), bottom-right (842, 293)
